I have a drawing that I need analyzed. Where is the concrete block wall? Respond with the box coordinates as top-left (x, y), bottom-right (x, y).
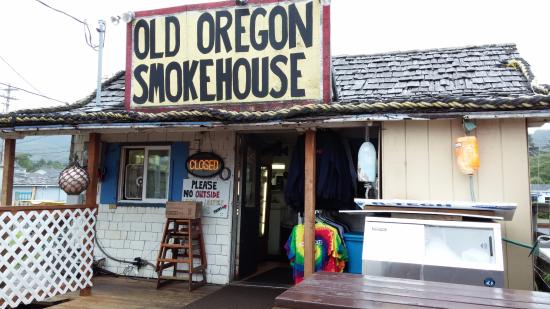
top-left (73, 131), bottom-right (235, 285)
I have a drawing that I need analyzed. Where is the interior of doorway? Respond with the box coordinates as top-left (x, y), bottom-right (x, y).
top-left (234, 131), bottom-right (297, 288)
top-left (233, 126), bottom-right (377, 288)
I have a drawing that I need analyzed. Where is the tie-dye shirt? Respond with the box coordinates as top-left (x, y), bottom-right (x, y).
top-left (285, 223), bottom-right (348, 284)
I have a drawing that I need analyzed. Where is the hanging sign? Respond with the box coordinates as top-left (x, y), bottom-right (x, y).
top-left (125, 0), bottom-right (330, 112)
top-left (182, 179), bottom-right (230, 218)
top-left (186, 152), bottom-right (224, 178)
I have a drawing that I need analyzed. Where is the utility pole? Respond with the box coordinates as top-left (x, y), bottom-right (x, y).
top-left (95, 20), bottom-right (106, 106)
top-left (0, 85), bottom-right (17, 166)
top-left (0, 84), bottom-right (18, 113)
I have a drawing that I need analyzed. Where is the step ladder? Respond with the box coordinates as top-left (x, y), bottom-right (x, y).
top-left (156, 218), bottom-right (207, 291)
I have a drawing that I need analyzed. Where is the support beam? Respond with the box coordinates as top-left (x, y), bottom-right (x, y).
top-left (85, 133), bottom-right (101, 206)
top-left (304, 130), bottom-right (316, 277)
top-left (81, 133), bottom-right (100, 297)
top-left (1, 139), bottom-right (15, 206)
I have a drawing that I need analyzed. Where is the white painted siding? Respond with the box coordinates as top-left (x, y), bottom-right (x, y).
top-left (73, 131), bottom-right (235, 284)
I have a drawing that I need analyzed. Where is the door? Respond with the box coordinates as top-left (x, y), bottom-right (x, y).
top-left (237, 137), bottom-right (261, 279)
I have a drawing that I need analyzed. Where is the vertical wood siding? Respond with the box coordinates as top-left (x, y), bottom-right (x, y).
top-left (382, 119), bottom-right (533, 290)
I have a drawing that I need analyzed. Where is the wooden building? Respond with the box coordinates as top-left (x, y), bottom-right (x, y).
top-left (1, 1), bottom-right (549, 306)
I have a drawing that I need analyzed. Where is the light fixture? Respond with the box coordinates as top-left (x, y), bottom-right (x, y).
top-left (110, 11), bottom-right (135, 25)
top-left (121, 11), bottom-right (135, 23)
top-left (110, 16), bottom-right (121, 25)
top-left (272, 163), bottom-right (286, 170)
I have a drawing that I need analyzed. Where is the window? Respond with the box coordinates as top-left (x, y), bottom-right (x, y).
top-left (119, 146), bottom-right (170, 202)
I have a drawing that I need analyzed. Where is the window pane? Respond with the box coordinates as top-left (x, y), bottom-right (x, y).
top-left (128, 149), bottom-right (145, 164)
top-left (124, 149), bottom-right (144, 200)
top-left (146, 149), bottom-right (170, 199)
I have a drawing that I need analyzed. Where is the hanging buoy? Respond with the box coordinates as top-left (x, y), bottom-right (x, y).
top-left (455, 136), bottom-right (480, 175)
top-left (59, 155), bottom-right (90, 195)
top-left (358, 141), bottom-right (377, 183)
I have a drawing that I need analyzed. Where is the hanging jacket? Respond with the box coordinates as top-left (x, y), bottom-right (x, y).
top-left (285, 130), bottom-right (356, 212)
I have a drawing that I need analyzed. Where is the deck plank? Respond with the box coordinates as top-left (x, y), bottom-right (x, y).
top-left (276, 290), bottom-right (427, 309)
top-left (276, 272), bottom-right (550, 309)
top-left (295, 281), bottom-right (549, 309)
top-left (313, 272), bottom-right (550, 303)
top-left (46, 276), bottom-right (220, 309)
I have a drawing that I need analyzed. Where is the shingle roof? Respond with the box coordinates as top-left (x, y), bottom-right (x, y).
top-left (333, 44), bottom-right (533, 103)
top-left (2, 43), bottom-right (549, 127)
top-left (531, 184), bottom-right (550, 192)
top-left (14, 169), bottom-right (61, 186)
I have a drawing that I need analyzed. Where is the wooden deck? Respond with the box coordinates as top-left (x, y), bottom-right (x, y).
top-left (275, 272), bottom-right (550, 309)
top-left (45, 276), bottom-right (221, 309)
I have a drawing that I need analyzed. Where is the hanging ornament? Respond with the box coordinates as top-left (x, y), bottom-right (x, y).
top-left (59, 154), bottom-right (90, 195)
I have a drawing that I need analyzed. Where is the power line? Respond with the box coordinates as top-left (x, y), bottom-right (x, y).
top-left (33, 0), bottom-right (86, 25)
top-left (17, 147), bottom-right (69, 152)
top-left (0, 55), bottom-right (42, 94)
top-left (16, 150), bottom-right (70, 155)
top-left (33, 0), bottom-right (99, 50)
top-left (16, 136), bottom-right (47, 145)
top-left (0, 81), bottom-right (69, 106)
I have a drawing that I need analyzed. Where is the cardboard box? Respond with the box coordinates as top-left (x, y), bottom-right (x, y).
top-left (166, 201), bottom-right (202, 219)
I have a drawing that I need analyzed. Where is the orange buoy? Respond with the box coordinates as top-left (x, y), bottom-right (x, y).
top-left (455, 136), bottom-right (480, 175)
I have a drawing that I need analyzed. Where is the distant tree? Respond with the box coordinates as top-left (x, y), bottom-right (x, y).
top-left (530, 151), bottom-right (550, 184)
top-left (14, 152), bottom-right (66, 172)
top-left (15, 153), bottom-right (33, 171)
top-left (47, 160), bottom-right (65, 169)
top-left (35, 159), bottom-right (46, 169)
top-left (529, 135), bottom-right (538, 156)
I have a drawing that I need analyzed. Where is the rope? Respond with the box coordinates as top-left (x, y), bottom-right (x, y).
top-left (502, 237), bottom-right (534, 250)
top-left (3, 58), bottom-right (550, 127)
top-left (505, 58), bottom-right (550, 95)
top-left (1, 95), bottom-right (549, 127)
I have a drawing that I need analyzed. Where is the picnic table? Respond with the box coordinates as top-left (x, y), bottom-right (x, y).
top-left (274, 272), bottom-right (550, 308)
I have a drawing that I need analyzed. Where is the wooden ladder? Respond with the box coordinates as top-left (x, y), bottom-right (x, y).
top-left (156, 218), bottom-right (207, 291)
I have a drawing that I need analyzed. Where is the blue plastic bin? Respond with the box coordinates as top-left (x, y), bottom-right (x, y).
top-left (343, 232), bottom-right (364, 274)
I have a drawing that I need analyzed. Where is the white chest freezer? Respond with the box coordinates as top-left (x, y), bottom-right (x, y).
top-left (362, 217), bottom-right (504, 287)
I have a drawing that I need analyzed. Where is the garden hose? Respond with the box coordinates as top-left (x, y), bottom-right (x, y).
top-left (502, 237), bottom-right (539, 257)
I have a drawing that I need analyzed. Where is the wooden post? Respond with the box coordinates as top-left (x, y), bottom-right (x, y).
top-left (85, 133), bottom-right (100, 207)
top-left (1, 139), bottom-right (15, 206)
top-left (81, 133), bottom-right (100, 296)
top-left (304, 130), bottom-right (316, 277)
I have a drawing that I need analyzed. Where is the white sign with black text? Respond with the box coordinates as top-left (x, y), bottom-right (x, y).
top-left (182, 178), bottom-right (230, 218)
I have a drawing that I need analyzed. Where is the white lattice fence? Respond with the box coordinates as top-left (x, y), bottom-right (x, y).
top-left (0, 206), bottom-right (96, 309)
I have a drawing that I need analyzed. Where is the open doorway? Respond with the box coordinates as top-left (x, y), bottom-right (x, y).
top-left (233, 126), bottom-right (380, 288)
top-left (235, 132), bottom-right (296, 287)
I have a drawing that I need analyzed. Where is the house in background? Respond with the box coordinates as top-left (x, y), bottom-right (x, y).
top-left (12, 166), bottom-right (66, 205)
top-left (531, 184), bottom-right (550, 203)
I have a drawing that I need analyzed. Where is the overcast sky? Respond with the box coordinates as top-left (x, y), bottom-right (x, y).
top-left (0, 0), bottom-right (548, 111)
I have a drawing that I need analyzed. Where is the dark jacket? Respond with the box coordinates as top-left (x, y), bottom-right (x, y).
top-left (285, 130), bottom-right (356, 213)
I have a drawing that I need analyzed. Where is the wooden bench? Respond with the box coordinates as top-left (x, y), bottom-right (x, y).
top-left (275, 272), bottom-right (550, 308)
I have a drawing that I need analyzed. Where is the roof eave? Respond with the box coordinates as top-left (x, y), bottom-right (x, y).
top-left (2, 109), bottom-right (550, 138)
